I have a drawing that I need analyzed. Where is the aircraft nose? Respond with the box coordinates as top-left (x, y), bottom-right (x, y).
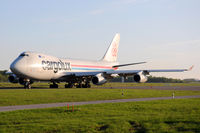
top-left (10, 59), bottom-right (26, 75)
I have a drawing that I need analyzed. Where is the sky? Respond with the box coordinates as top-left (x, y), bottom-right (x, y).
top-left (0, 0), bottom-right (199, 79)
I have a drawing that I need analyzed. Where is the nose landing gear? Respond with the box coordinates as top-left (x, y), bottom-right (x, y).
top-left (24, 81), bottom-right (31, 89)
top-left (21, 78), bottom-right (32, 89)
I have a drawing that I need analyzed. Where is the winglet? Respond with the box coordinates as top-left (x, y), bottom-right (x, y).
top-left (188, 65), bottom-right (194, 71)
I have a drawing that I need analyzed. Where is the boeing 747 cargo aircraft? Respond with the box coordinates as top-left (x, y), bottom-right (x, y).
top-left (8, 34), bottom-right (192, 88)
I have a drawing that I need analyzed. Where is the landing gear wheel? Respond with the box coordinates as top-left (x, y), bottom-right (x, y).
top-left (87, 83), bottom-right (91, 88)
top-left (24, 82), bottom-right (31, 89)
top-left (65, 83), bottom-right (74, 88)
top-left (82, 83), bottom-right (91, 88)
top-left (82, 84), bottom-right (87, 88)
top-left (76, 83), bottom-right (83, 88)
top-left (28, 84), bottom-right (31, 89)
top-left (50, 83), bottom-right (58, 88)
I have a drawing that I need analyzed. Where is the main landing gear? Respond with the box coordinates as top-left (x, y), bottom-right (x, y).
top-left (65, 82), bottom-right (91, 88)
top-left (65, 82), bottom-right (74, 88)
top-left (49, 81), bottom-right (91, 88)
top-left (50, 82), bottom-right (58, 88)
top-left (22, 79), bottom-right (33, 89)
top-left (77, 82), bottom-right (91, 88)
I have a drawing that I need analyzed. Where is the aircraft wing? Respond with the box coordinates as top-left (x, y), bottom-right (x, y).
top-left (64, 72), bottom-right (101, 77)
top-left (63, 66), bottom-right (193, 77)
top-left (106, 68), bottom-right (188, 77)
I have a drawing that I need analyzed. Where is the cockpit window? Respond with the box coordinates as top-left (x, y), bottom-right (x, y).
top-left (19, 53), bottom-right (29, 57)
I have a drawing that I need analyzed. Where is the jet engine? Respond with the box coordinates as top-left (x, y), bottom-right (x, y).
top-left (8, 74), bottom-right (18, 83)
top-left (133, 72), bottom-right (148, 83)
top-left (18, 78), bottom-right (25, 85)
top-left (92, 73), bottom-right (107, 85)
top-left (8, 74), bottom-right (34, 85)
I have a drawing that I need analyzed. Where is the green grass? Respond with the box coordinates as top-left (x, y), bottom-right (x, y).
top-left (0, 88), bottom-right (200, 106)
top-left (0, 98), bottom-right (200, 133)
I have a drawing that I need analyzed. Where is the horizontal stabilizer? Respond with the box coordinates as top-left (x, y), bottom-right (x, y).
top-left (112, 62), bottom-right (146, 68)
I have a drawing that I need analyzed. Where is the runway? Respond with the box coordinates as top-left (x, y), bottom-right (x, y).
top-left (1, 86), bottom-right (200, 91)
top-left (0, 95), bottom-right (200, 112)
top-left (97, 86), bottom-right (200, 91)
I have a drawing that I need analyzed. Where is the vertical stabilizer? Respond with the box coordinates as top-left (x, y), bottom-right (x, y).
top-left (102, 33), bottom-right (120, 62)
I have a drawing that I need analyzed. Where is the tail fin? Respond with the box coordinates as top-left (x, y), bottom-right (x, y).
top-left (102, 33), bottom-right (120, 62)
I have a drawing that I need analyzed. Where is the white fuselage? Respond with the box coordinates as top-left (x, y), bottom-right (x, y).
top-left (10, 52), bottom-right (119, 81)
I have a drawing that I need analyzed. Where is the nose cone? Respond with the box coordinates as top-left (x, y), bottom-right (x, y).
top-left (10, 58), bottom-right (26, 76)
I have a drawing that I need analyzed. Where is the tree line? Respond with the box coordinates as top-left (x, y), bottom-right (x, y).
top-left (0, 70), bottom-right (9, 82)
top-left (110, 76), bottom-right (199, 83)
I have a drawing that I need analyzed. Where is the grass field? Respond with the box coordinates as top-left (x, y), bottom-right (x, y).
top-left (0, 88), bottom-right (200, 106)
top-left (0, 98), bottom-right (200, 133)
top-left (0, 82), bottom-right (200, 132)
top-left (0, 82), bottom-right (200, 106)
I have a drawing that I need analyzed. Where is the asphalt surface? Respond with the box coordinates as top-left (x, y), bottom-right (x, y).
top-left (97, 86), bottom-right (200, 91)
top-left (0, 95), bottom-right (200, 112)
top-left (1, 86), bottom-right (200, 91)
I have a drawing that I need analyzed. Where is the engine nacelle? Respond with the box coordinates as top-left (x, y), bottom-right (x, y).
top-left (92, 73), bottom-right (107, 85)
top-left (133, 73), bottom-right (148, 83)
top-left (8, 74), bottom-right (18, 83)
top-left (19, 78), bottom-right (25, 85)
top-left (8, 75), bottom-right (34, 85)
